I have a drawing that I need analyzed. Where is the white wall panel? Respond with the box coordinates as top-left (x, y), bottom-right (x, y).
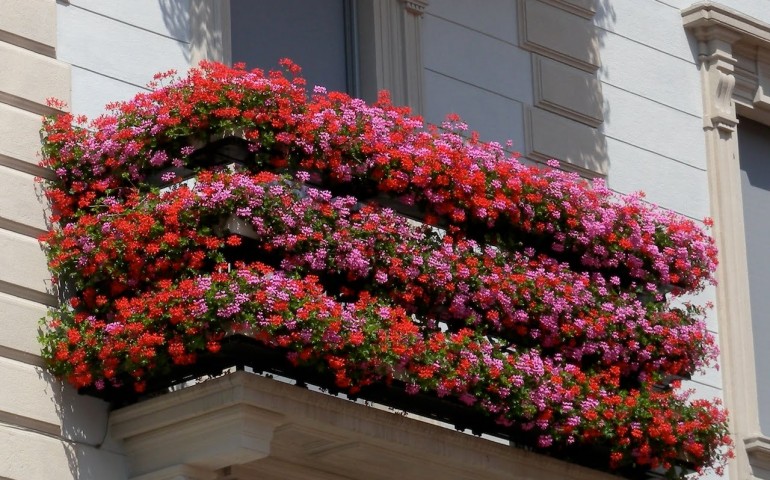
top-left (594, 0), bottom-right (696, 62)
top-left (0, 357), bottom-right (113, 439)
top-left (0, 166), bottom-right (48, 232)
top-left (605, 137), bottom-right (709, 220)
top-left (0, 229), bottom-right (51, 295)
top-left (70, 66), bottom-right (149, 122)
top-left (0, 292), bottom-right (46, 358)
top-left (601, 83), bottom-right (705, 169)
top-left (0, 357), bottom-right (63, 428)
top-left (0, 426), bottom-right (127, 480)
top-left (423, 69), bottom-right (526, 148)
top-left (0, 42), bottom-right (70, 109)
top-left (0, 103), bottom-right (46, 165)
top-left (426, 0), bottom-right (517, 44)
top-left (0, 427), bottom-right (74, 480)
top-left (423, 14), bottom-right (533, 105)
top-left (599, 31), bottom-right (702, 116)
top-left (68, 0), bottom-right (191, 43)
top-left (57, 4), bottom-right (191, 89)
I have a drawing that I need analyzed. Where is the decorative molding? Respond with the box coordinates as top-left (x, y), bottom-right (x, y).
top-left (524, 106), bottom-right (607, 178)
top-left (532, 54), bottom-right (603, 127)
top-left (539, 0), bottom-right (596, 19)
top-left (357, 0), bottom-right (428, 113)
top-left (746, 435), bottom-right (770, 471)
top-left (400, 0), bottom-right (429, 16)
top-left (754, 51), bottom-right (770, 110)
top-left (518, 0), bottom-right (600, 73)
top-left (518, 0), bottom-right (604, 176)
top-left (111, 378), bottom-right (284, 479)
top-left (708, 50), bottom-right (738, 132)
top-left (682, 2), bottom-right (770, 47)
top-left (683, 4), bottom-right (770, 480)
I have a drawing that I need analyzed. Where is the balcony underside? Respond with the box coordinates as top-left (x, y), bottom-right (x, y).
top-left (110, 371), bottom-right (621, 480)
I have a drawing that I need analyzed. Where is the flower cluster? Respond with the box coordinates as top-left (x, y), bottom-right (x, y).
top-left (41, 62), bottom-right (717, 291)
top-left (39, 61), bottom-right (730, 477)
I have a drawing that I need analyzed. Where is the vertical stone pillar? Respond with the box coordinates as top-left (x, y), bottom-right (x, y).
top-left (357, 0), bottom-right (429, 113)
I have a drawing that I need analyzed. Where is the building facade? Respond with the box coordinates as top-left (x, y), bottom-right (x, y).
top-left (0, 1), bottom-right (769, 479)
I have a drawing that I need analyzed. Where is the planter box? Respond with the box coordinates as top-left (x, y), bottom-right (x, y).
top-left (87, 335), bottom-right (688, 479)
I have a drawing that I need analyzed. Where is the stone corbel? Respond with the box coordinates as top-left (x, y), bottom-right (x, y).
top-left (745, 435), bottom-right (770, 472)
top-left (754, 51), bottom-right (770, 111)
top-left (690, 25), bottom-right (741, 132)
top-left (400, 0), bottom-right (429, 15)
top-left (110, 375), bottom-right (286, 480)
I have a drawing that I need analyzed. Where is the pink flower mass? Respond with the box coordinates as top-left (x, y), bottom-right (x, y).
top-left (39, 61), bottom-right (730, 477)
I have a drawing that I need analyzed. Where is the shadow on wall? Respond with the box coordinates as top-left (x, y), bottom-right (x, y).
top-left (160, 0), bottom-right (211, 64)
top-left (588, 0), bottom-right (615, 177)
top-left (41, 369), bottom-right (129, 480)
top-left (519, 0), bottom-right (615, 178)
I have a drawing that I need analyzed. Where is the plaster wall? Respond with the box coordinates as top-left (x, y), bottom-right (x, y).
top-left (422, 0), bottom-right (530, 150)
top-left (583, 0), bottom-right (729, 419)
top-left (56, 0), bottom-right (193, 120)
top-left (0, 1), bottom-right (196, 478)
top-left (0, 0), bottom-right (132, 478)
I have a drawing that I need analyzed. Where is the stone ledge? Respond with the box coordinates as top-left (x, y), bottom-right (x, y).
top-left (110, 371), bottom-right (620, 480)
top-left (745, 434), bottom-right (770, 470)
top-left (682, 2), bottom-right (770, 47)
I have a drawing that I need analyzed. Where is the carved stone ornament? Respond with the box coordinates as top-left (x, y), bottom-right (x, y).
top-left (400, 0), bottom-right (429, 15)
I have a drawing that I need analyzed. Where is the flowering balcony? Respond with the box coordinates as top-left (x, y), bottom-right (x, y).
top-left (110, 370), bottom-right (625, 480)
top-left (39, 62), bottom-right (730, 479)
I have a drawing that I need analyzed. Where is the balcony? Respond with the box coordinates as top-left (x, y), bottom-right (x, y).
top-left (110, 370), bottom-right (620, 480)
top-left (39, 62), bottom-right (730, 480)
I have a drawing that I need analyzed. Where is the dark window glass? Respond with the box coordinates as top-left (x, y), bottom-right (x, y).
top-left (230, 0), bottom-right (352, 93)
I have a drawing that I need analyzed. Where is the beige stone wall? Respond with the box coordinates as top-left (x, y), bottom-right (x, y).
top-left (0, 1), bottom-right (126, 478)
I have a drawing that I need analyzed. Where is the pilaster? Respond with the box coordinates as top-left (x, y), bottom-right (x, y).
top-left (683, 3), bottom-right (770, 479)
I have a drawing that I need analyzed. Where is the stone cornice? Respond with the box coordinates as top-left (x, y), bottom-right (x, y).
top-left (682, 2), bottom-right (770, 47)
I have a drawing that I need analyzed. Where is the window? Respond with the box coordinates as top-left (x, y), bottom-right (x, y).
top-left (190, 0), bottom-right (428, 112)
top-left (738, 116), bottom-right (770, 434)
top-left (229, 0), bottom-right (358, 95)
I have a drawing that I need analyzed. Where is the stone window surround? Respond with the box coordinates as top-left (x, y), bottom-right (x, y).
top-left (682, 2), bottom-right (770, 479)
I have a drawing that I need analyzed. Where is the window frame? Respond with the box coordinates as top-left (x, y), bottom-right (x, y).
top-left (683, 3), bottom-right (770, 478)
